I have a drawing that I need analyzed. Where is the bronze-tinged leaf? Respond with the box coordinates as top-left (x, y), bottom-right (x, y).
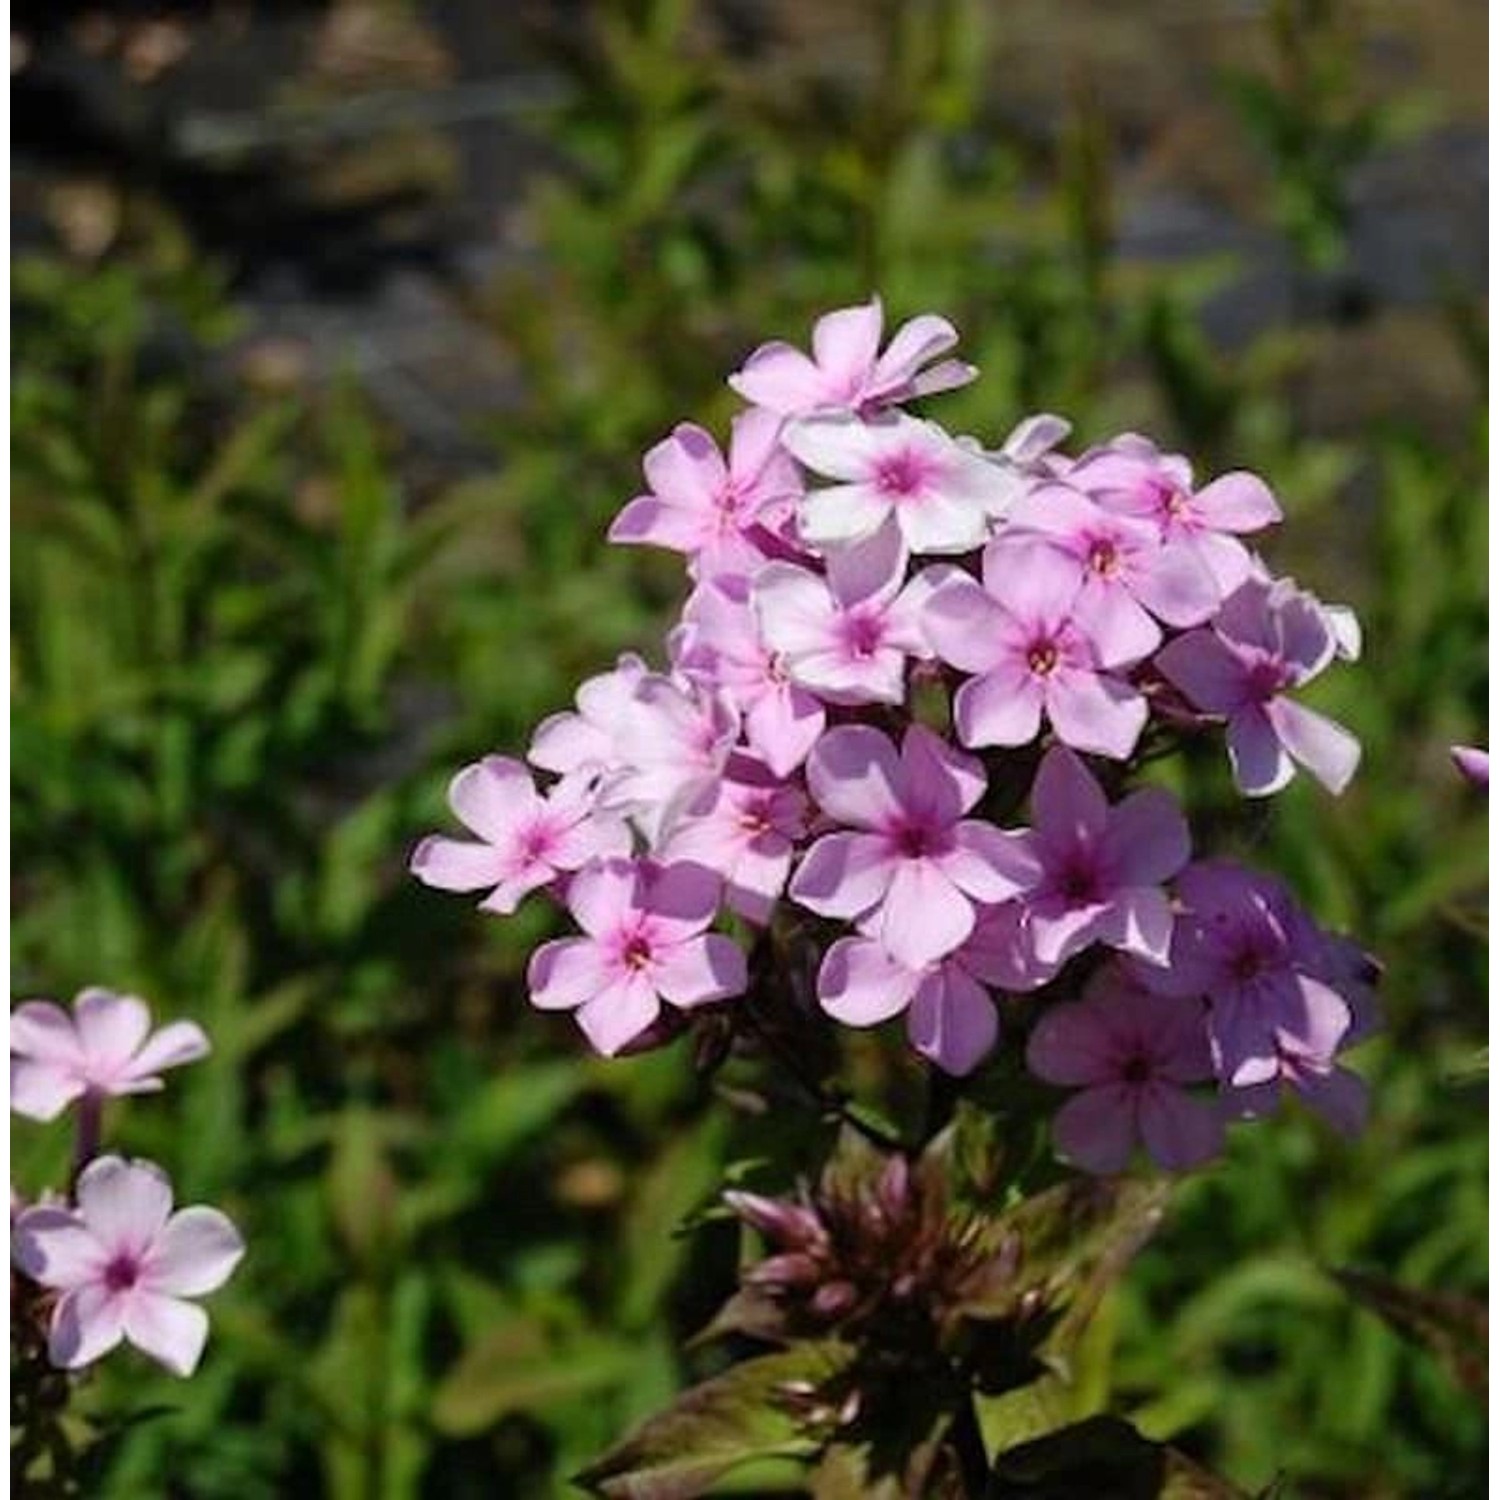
top-left (687, 1284), bottom-right (792, 1350)
top-left (807, 1369), bottom-right (960, 1500)
top-left (985, 1415), bottom-right (1252, 1499)
top-left (1332, 1267), bottom-right (1488, 1396)
top-left (573, 1340), bottom-right (856, 1500)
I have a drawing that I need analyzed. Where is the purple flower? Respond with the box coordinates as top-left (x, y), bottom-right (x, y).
top-left (1017, 746), bottom-right (1190, 969)
top-left (817, 936), bottom-right (999, 1076)
top-left (10, 990), bottom-right (209, 1123)
top-left (924, 538), bottom-right (1148, 760)
top-left (659, 758), bottom-right (809, 925)
top-left (529, 653), bottom-right (649, 780)
top-left (782, 412), bottom-right (1020, 555)
top-left (789, 724), bottom-right (1038, 969)
top-left (410, 757), bottom-right (629, 914)
top-left (1027, 970), bottom-right (1223, 1174)
top-left (1000, 481), bottom-right (1220, 657)
top-left (1065, 434), bottom-right (1282, 596)
top-left (728, 297), bottom-right (975, 417)
top-left (1156, 577), bottom-right (1361, 796)
top-left (527, 860), bottom-right (747, 1056)
top-left (1452, 744), bottom-right (1489, 789)
top-left (608, 410), bottom-right (802, 581)
top-left (674, 579), bottom-right (826, 777)
top-left (1134, 861), bottom-right (1352, 1089)
top-left (12, 1157), bottom-right (244, 1376)
top-left (751, 524), bottom-right (932, 705)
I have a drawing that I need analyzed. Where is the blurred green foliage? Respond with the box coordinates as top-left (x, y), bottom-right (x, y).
top-left (10, 1), bottom-right (1486, 1496)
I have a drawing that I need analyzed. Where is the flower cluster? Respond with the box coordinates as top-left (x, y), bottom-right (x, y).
top-left (413, 296), bottom-right (1376, 1175)
top-left (10, 988), bottom-right (244, 1378)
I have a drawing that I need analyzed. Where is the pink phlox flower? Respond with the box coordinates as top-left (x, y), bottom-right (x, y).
top-left (527, 859), bottom-right (747, 1056)
top-left (1133, 861), bottom-right (1351, 1089)
top-left (12, 1156), bottom-right (244, 1376)
top-left (597, 673), bottom-right (740, 845)
top-left (727, 296), bottom-right (976, 418)
top-left (998, 481), bottom-right (1221, 657)
top-left (789, 724), bottom-right (1039, 969)
top-left (1065, 434), bottom-right (1281, 597)
top-left (529, 652), bottom-right (649, 780)
top-left (11, 989), bottom-right (209, 1124)
top-left (608, 409), bottom-right (803, 582)
top-left (923, 537), bottom-right (1149, 759)
top-left (659, 755), bottom-right (809, 926)
top-left (782, 411), bottom-right (1022, 555)
top-left (1026, 968), bottom-right (1223, 1174)
top-left (817, 934), bottom-right (1000, 1077)
top-left (1156, 576), bottom-right (1361, 796)
top-left (1452, 744), bottom-right (1489, 789)
top-left (673, 578), bottom-right (825, 776)
top-left (410, 757), bottom-right (630, 914)
top-left (1015, 746), bottom-right (1189, 970)
top-left (751, 523), bottom-right (933, 706)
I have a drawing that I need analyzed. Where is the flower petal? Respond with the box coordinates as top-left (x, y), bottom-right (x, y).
top-left (1263, 698), bottom-right (1361, 795)
top-left (655, 935), bottom-right (748, 1009)
top-left (1137, 1084), bottom-right (1224, 1171)
top-left (75, 1157), bottom-right (174, 1253)
top-left (122, 1290), bottom-right (210, 1377)
top-left (806, 725), bottom-right (905, 829)
top-left (528, 938), bottom-right (612, 1013)
top-left (868, 860), bottom-right (974, 969)
top-left (906, 967), bottom-right (998, 1076)
top-left (49, 1284), bottom-right (127, 1370)
top-left (1227, 708), bottom-right (1295, 797)
top-left (12, 1207), bottom-right (106, 1288)
top-left (818, 937), bottom-right (919, 1026)
top-left (789, 832), bottom-right (896, 919)
top-left (575, 975), bottom-right (661, 1057)
top-left (1051, 1085), bottom-right (1136, 1174)
top-left (73, 990), bottom-right (151, 1070)
top-left (143, 1207), bottom-right (246, 1297)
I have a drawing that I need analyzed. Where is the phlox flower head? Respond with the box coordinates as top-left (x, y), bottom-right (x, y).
top-left (1027, 969), bottom-right (1222, 1174)
top-left (789, 724), bottom-right (1038, 970)
top-left (410, 757), bottom-right (629, 914)
top-left (527, 859), bottom-right (747, 1056)
top-left (783, 412), bottom-right (1020, 555)
top-left (728, 296), bottom-right (975, 417)
top-left (11, 1156), bottom-right (244, 1377)
top-left (923, 537), bottom-right (1148, 760)
top-left (11, 989), bottom-right (209, 1123)
top-left (1156, 576), bottom-right (1361, 796)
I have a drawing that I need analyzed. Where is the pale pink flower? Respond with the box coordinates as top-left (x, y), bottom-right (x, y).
top-left (751, 524), bottom-right (932, 705)
top-left (528, 653), bottom-right (649, 780)
top-left (817, 935), bottom-right (999, 1076)
top-left (608, 410), bottom-right (802, 581)
top-left (1065, 434), bottom-right (1281, 596)
top-left (1156, 576), bottom-right (1361, 796)
top-left (998, 481), bottom-right (1220, 658)
top-left (12, 1156), bottom-right (244, 1376)
top-left (783, 412), bottom-right (1020, 555)
top-left (1027, 970), bottom-right (1223, 1174)
top-left (659, 758), bottom-right (809, 925)
top-left (789, 724), bottom-right (1038, 970)
top-left (673, 579), bottom-right (825, 777)
top-left (410, 757), bottom-right (629, 914)
top-left (1452, 744), bottom-right (1489, 789)
top-left (11, 990), bottom-right (209, 1123)
top-left (527, 860), bottom-right (747, 1056)
top-left (727, 296), bottom-right (975, 417)
top-left (923, 538), bottom-right (1149, 759)
top-left (1015, 746), bottom-right (1189, 969)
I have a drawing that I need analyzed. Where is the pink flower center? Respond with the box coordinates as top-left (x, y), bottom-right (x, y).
top-left (1147, 476), bottom-right (1191, 522)
top-left (1055, 855), bottom-right (1100, 904)
top-left (621, 934), bottom-right (655, 971)
top-left (1026, 637), bottom-right (1060, 677)
top-left (1245, 656), bottom-right (1291, 702)
top-left (837, 609), bottom-right (886, 660)
top-left (737, 798), bottom-right (773, 836)
top-left (1227, 941), bottom-right (1269, 982)
top-left (872, 447), bottom-right (935, 499)
top-left (519, 823), bottom-right (556, 862)
top-left (890, 820), bottom-right (949, 860)
top-left (1120, 1054), bottom-right (1154, 1085)
top-left (1086, 539), bottom-right (1120, 577)
top-left (103, 1253), bottom-right (141, 1293)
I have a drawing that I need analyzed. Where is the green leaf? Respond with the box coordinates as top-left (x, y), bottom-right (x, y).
top-left (574, 1341), bottom-right (856, 1499)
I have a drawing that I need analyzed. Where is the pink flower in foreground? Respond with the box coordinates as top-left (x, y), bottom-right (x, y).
top-left (674, 580), bottom-right (826, 777)
top-left (1134, 861), bottom-right (1351, 1089)
top-left (660, 758), bottom-right (808, 925)
top-left (924, 538), bottom-right (1149, 759)
top-left (11, 990), bottom-right (209, 1123)
top-left (608, 410), bottom-right (802, 581)
top-left (789, 725), bottom-right (1038, 969)
top-left (1156, 577), bottom-right (1361, 796)
top-left (999, 482), bottom-right (1220, 658)
top-left (410, 758), bottom-right (629, 914)
top-left (783, 412), bottom-right (1019, 555)
top-left (817, 935), bottom-right (999, 1076)
top-left (1017, 746), bottom-right (1189, 969)
top-left (527, 860), bottom-right (747, 1055)
top-left (1452, 745), bottom-right (1489, 789)
top-left (1027, 971), bottom-right (1223, 1174)
top-left (752, 524), bottom-right (932, 705)
top-left (1066, 434), bottom-right (1281, 596)
top-left (11, 1157), bottom-right (244, 1376)
top-left (728, 296), bottom-right (975, 417)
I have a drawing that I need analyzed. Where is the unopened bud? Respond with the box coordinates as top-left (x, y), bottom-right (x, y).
top-left (811, 1280), bottom-right (859, 1319)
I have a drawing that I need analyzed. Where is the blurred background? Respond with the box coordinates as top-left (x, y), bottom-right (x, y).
top-left (10, 1), bottom-right (1488, 1495)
